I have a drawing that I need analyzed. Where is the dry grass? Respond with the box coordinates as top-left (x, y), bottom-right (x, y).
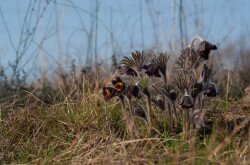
top-left (0, 83), bottom-right (249, 164)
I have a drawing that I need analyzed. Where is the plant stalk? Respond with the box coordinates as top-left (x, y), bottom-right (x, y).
top-left (172, 101), bottom-right (178, 121)
top-left (167, 101), bottom-right (173, 133)
top-left (128, 98), bottom-right (139, 138)
top-left (146, 95), bottom-right (153, 135)
top-left (119, 96), bottom-right (138, 139)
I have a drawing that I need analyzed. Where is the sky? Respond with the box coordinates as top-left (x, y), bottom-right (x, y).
top-left (0, 0), bottom-right (250, 78)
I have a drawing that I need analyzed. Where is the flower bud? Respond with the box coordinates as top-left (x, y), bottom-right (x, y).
top-left (169, 90), bottom-right (177, 101)
top-left (191, 82), bottom-right (204, 98)
top-left (204, 82), bottom-right (219, 97)
top-left (180, 92), bottom-right (194, 108)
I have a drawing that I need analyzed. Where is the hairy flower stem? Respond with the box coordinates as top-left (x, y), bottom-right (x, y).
top-left (146, 95), bottom-right (153, 135)
top-left (197, 94), bottom-right (205, 111)
top-left (167, 101), bottom-right (173, 133)
top-left (163, 74), bottom-right (167, 86)
top-left (182, 109), bottom-right (190, 140)
top-left (119, 96), bottom-right (138, 139)
top-left (187, 109), bottom-right (191, 139)
top-left (201, 94), bottom-right (205, 110)
top-left (182, 110), bottom-right (187, 140)
top-left (163, 73), bottom-right (174, 132)
top-left (187, 109), bottom-right (191, 137)
top-left (128, 98), bottom-right (139, 138)
top-left (172, 101), bottom-right (178, 121)
top-left (189, 128), bottom-right (197, 164)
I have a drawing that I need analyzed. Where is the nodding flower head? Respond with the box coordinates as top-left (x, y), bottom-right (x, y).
top-left (118, 65), bottom-right (138, 77)
top-left (103, 77), bottom-right (126, 102)
top-left (143, 63), bottom-right (161, 77)
top-left (131, 85), bottom-right (140, 97)
top-left (112, 77), bottom-right (126, 93)
top-left (169, 90), bottom-right (178, 102)
top-left (180, 91), bottom-right (194, 109)
top-left (160, 85), bottom-right (178, 102)
top-left (151, 97), bottom-right (165, 111)
top-left (192, 109), bottom-right (205, 129)
top-left (151, 53), bottom-right (169, 76)
top-left (126, 84), bottom-right (140, 99)
top-left (204, 82), bottom-right (219, 97)
top-left (102, 86), bottom-right (117, 102)
top-left (191, 82), bottom-right (204, 98)
top-left (197, 40), bottom-right (217, 60)
top-left (132, 103), bottom-right (147, 121)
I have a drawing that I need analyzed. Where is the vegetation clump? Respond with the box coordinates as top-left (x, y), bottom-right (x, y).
top-left (0, 37), bottom-right (249, 164)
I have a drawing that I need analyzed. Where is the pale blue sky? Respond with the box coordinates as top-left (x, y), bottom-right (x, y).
top-left (0, 0), bottom-right (250, 77)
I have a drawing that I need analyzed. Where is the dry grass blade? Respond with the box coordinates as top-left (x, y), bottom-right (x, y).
top-left (208, 118), bottom-right (250, 160)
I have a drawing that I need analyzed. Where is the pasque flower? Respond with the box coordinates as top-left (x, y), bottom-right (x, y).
top-left (203, 82), bottom-right (219, 97)
top-left (103, 77), bottom-right (126, 102)
top-left (169, 90), bottom-right (178, 102)
top-left (126, 84), bottom-right (140, 99)
top-left (112, 77), bottom-right (126, 93)
top-left (191, 82), bottom-right (204, 98)
top-left (143, 63), bottom-right (161, 77)
top-left (102, 86), bottom-right (117, 102)
top-left (118, 65), bottom-right (138, 77)
top-left (197, 40), bottom-right (217, 60)
top-left (180, 91), bottom-right (194, 108)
